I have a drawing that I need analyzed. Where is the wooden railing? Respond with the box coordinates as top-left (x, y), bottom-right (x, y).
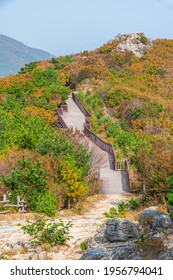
top-left (125, 159), bottom-right (132, 191)
top-left (85, 117), bottom-right (92, 130)
top-left (84, 124), bottom-right (116, 170)
top-left (57, 112), bottom-right (68, 129)
top-left (116, 160), bottom-right (126, 170)
top-left (72, 92), bottom-right (91, 118)
top-left (62, 104), bottom-right (68, 112)
top-left (57, 103), bottom-right (68, 129)
top-left (72, 93), bottom-right (116, 170)
top-left (0, 195), bottom-right (27, 214)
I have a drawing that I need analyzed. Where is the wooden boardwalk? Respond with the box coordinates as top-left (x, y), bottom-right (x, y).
top-left (60, 97), bottom-right (128, 194)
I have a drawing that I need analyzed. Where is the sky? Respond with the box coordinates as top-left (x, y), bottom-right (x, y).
top-left (0, 0), bottom-right (173, 56)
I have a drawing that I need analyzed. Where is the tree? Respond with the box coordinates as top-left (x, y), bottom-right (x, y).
top-left (2, 156), bottom-right (57, 216)
top-left (60, 155), bottom-right (89, 209)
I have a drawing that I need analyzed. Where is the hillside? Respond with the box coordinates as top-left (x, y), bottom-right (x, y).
top-left (55, 33), bottom-right (173, 198)
top-left (0, 33), bottom-right (173, 197)
top-left (0, 32), bottom-right (173, 260)
top-left (0, 32), bottom-right (173, 204)
top-left (0, 34), bottom-right (54, 77)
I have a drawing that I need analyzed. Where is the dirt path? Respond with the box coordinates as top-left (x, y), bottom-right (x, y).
top-left (0, 194), bottom-right (130, 260)
top-left (52, 193), bottom-right (130, 260)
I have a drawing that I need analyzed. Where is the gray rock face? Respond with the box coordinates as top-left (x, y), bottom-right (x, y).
top-left (81, 210), bottom-right (173, 260)
top-left (81, 243), bottom-right (140, 260)
top-left (139, 210), bottom-right (173, 234)
top-left (81, 248), bottom-right (109, 260)
top-left (105, 219), bottom-right (139, 242)
top-left (158, 247), bottom-right (173, 260)
top-left (111, 243), bottom-right (140, 260)
top-left (116, 33), bottom-right (151, 57)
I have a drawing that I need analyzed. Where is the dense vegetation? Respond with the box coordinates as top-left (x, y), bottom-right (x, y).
top-left (0, 33), bottom-right (173, 212)
top-left (0, 64), bottom-right (99, 216)
top-left (55, 35), bottom-right (173, 201)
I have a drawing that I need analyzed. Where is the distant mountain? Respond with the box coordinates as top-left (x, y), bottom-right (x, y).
top-left (0, 34), bottom-right (54, 77)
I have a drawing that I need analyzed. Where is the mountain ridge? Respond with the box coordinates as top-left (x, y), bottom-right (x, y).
top-left (0, 34), bottom-right (54, 77)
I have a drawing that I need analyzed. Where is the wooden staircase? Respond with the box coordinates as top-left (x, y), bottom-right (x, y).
top-left (57, 94), bottom-right (131, 194)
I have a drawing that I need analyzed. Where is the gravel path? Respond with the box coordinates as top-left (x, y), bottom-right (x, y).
top-left (0, 194), bottom-right (130, 260)
top-left (53, 193), bottom-right (130, 260)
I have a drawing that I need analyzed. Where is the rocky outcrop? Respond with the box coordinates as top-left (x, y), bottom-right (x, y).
top-left (139, 209), bottom-right (173, 234)
top-left (81, 242), bottom-right (140, 260)
top-left (105, 219), bottom-right (139, 242)
top-left (116, 33), bottom-right (151, 57)
top-left (82, 210), bottom-right (173, 260)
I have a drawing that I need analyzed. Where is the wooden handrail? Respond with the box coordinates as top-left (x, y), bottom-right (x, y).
top-left (72, 92), bottom-right (91, 118)
top-left (84, 124), bottom-right (116, 170)
top-left (57, 112), bottom-right (68, 129)
top-left (57, 103), bottom-right (68, 128)
top-left (125, 159), bottom-right (132, 190)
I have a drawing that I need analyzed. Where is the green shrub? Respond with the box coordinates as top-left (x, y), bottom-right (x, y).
top-left (167, 193), bottom-right (173, 206)
top-left (169, 212), bottom-right (173, 220)
top-left (167, 175), bottom-right (173, 206)
top-left (140, 35), bottom-right (148, 45)
top-left (2, 156), bottom-right (57, 216)
top-left (118, 202), bottom-right (129, 216)
top-left (35, 192), bottom-right (57, 217)
top-left (129, 198), bottom-right (141, 210)
top-left (103, 207), bottom-right (119, 218)
top-left (21, 216), bottom-right (72, 247)
top-left (19, 62), bottom-right (37, 74)
top-left (51, 55), bottom-right (73, 70)
top-left (104, 89), bottom-right (134, 108)
top-left (104, 202), bottom-right (128, 218)
top-left (80, 240), bottom-right (88, 252)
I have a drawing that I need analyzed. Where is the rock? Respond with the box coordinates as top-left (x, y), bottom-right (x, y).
top-left (1, 243), bottom-right (12, 252)
top-left (12, 241), bottom-right (23, 252)
top-left (35, 246), bottom-right (43, 253)
top-left (81, 210), bottom-right (173, 261)
top-left (81, 248), bottom-right (109, 260)
top-left (111, 242), bottom-right (140, 260)
top-left (158, 247), bottom-right (173, 260)
top-left (29, 252), bottom-right (47, 260)
top-left (116, 33), bottom-right (151, 57)
top-left (139, 210), bottom-right (173, 234)
top-left (81, 243), bottom-right (140, 260)
top-left (23, 242), bottom-right (32, 251)
top-left (105, 219), bottom-right (139, 242)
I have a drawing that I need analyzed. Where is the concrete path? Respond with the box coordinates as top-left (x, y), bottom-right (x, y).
top-left (62, 97), bottom-right (86, 131)
top-left (61, 97), bottom-right (127, 194)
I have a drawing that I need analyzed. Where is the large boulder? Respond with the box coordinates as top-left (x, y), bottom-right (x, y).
top-left (139, 210), bottom-right (173, 234)
top-left (105, 219), bottom-right (139, 242)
